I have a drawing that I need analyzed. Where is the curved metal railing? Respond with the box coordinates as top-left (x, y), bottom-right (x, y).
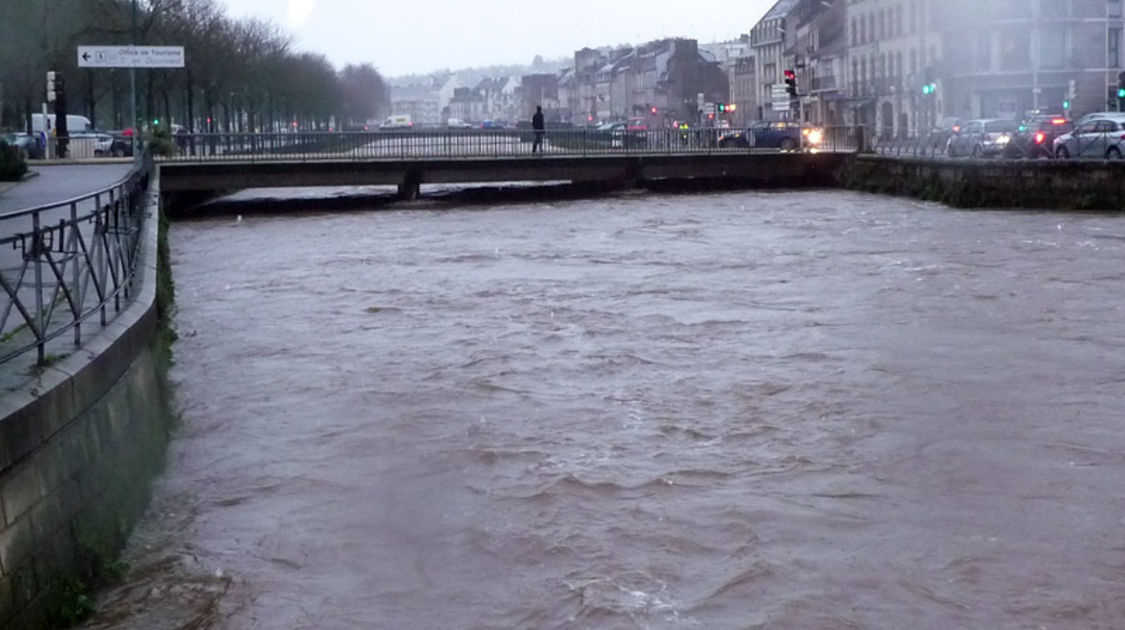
top-left (0, 152), bottom-right (153, 366)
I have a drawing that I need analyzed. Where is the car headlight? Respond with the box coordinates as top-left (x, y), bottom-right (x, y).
top-left (807, 129), bottom-right (823, 145)
top-left (996, 135), bottom-right (1010, 145)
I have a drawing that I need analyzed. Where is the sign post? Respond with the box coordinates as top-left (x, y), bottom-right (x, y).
top-left (77, 45), bottom-right (185, 69)
top-left (78, 45), bottom-right (184, 159)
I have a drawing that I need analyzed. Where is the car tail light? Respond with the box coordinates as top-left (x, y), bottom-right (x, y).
top-left (1051, 118), bottom-right (1067, 125)
top-left (1035, 132), bottom-right (1046, 144)
top-left (952, 125), bottom-right (961, 133)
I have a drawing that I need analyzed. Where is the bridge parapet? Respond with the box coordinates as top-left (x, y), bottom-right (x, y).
top-left (162, 127), bottom-right (864, 163)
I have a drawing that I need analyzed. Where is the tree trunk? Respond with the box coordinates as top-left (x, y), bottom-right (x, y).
top-left (185, 69), bottom-right (195, 132)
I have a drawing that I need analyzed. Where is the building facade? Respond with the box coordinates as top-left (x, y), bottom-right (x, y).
top-left (938, 0), bottom-right (1125, 122)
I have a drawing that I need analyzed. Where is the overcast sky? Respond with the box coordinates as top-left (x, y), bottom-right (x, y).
top-left (220, 0), bottom-right (778, 77)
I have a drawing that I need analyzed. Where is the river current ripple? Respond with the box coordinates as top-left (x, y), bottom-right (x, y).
top-left (82, 189), bottom-right (1125, 629)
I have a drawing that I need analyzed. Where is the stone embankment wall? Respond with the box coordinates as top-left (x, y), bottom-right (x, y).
top-left (843, 155), bottom-right (1125, 210)
top-left (0, 176), bottom-right (173, 629)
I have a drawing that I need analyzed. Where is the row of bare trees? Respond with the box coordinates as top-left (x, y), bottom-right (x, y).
top-left (0, 0), bottom-right (390, 134)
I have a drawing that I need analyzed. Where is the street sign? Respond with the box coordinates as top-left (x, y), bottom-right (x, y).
top-left (77, 46), bottom-right (185, 68)
top-left (771, 83), bottom-right (790, 111)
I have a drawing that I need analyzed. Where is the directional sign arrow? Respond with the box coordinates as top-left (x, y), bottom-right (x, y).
top-left (82, 52), bottom-right (90, 61)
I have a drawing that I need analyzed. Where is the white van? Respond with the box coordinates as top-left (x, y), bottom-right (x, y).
top-left (31, 113), bottom-right (92, 134)
top-left (379, 115), bottom-right (413, 130)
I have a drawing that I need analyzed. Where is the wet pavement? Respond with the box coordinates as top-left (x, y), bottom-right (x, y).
top-left (81, 189), bottom-right (1125, 629)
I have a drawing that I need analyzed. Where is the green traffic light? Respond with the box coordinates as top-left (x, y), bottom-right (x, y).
top-left (1063, 100), bottom-right (1071, 109)
top-left (1118, 88), bottom-right (1125, 99)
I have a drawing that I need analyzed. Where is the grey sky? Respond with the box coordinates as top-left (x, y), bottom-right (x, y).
top-left (220, 0), bottom-right (778, 77)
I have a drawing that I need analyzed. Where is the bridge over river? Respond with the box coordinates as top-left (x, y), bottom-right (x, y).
top-left (158, 127), bottom-right (860, 205)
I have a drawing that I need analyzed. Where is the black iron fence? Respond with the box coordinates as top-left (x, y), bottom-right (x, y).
top-left (160, 127), bottom-right (866, 162)
top-left (0, 152), bottom-right (153, 365)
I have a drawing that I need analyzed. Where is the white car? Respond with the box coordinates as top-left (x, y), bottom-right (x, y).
top-left (1054, 115), bottom-right (1125, 159)
top-left (446, 118), bottom-right (472, 129)
top-left (70, 131), bottom-right (116, 156)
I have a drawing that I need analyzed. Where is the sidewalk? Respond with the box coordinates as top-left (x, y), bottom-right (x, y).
top-left (0, 162), bottom-right (139, 391)
top-left (0, 163), bottom-right (133, 214)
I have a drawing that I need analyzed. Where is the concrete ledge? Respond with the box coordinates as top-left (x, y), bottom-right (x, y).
top-left (845, 154), bottom-right (1125, 210)
top-left (0, 170), bottom-right (166, 629)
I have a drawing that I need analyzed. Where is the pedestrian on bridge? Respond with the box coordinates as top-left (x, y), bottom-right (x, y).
top-left (532, 106), bottom-right (545, 154)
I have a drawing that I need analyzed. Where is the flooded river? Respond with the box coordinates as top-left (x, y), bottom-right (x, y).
top-left (83, 189), bottom-right (1125, 629)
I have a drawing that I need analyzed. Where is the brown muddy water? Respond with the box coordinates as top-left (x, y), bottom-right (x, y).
top-left (81, 189), bottom-right (1125, 629)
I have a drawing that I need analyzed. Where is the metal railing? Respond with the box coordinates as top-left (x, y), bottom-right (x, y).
top-left (0, 152), bottom-right (153, 366)
top-left (872, 135), bottom-right (954, 158)
top-left (874, 132), bottom-right (1125, 161)
top-left (160, 126), bottom-right (866, 162)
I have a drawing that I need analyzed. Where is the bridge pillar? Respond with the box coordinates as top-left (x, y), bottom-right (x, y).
top-left (397, 171), bottom-right (422, 201)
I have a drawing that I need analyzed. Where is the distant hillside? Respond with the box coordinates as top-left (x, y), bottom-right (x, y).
top-left (388, 56), bottom-right (570, 87)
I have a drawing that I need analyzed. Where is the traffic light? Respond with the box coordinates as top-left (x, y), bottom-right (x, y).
top-left (922, 82), bottom-right (937, 95)
top-left (650, 106), bottom-right (657, 116)
top-left (46, 71), bottom-right (64, 103)
top-left (784, 69), bottom-right (798, 98)
top-left (1063, 100), bottom-right (1071, 111)
top-left (1118, 71), bottom-right (1125, 110)
top-left (717, 103), bottom-right (726, 113)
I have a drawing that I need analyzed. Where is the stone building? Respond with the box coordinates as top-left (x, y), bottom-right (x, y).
top-left (937, 0), bottom-right (1125, 122)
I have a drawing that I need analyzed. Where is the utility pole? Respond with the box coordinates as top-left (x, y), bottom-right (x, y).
top-left (131, 0), bottom-right (140, 159)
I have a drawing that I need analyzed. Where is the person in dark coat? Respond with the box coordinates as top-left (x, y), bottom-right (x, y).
top-left (532, 106), bottom-right (545, 154)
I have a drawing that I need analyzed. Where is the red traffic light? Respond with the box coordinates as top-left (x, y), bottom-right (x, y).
top-left (784, 69), bottom-right (796, 81)
top-left (650, 107), bottom-right (658, 115)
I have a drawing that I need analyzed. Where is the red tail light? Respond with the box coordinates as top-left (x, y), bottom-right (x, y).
top-left (1034, 132), bottom-right (1046, 144)
top-left (952, 125), bottom-right (961, 133)
top-left (1051, 118), bottom-right (1067, 125)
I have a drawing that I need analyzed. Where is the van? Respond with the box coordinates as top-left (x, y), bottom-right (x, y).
top-left (379, 115), bottom-right (413, 130)
top-left (31, 113), bottom-right (92, 134)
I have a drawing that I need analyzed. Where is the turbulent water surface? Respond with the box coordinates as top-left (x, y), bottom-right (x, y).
top-left (82, 189), bottom-right (1125, 629)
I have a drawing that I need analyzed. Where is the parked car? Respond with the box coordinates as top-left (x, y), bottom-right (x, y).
top-left (946, 118), bottom-right (1019, 157)
top-left (71, 131), bottom-right (117, 156)
top-left (718, 121), bottom-right (822, 151)
top-left (446, 118), bottom-right (472, 129)
top-left (1001, 115), bottom-right (1073, 159)
top-left (106, 131), bottom-right (134, 157)
top-left (924, 117), bottom-right (962, 152)
top-left (0, 132), bottom-right (46, 159)
top-left (1054, 115), bottom-right (1125, 159)
top-left (480, 120), bottom-right (505, 130)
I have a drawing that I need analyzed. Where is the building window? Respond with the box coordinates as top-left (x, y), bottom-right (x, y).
top-left (1039, 28), bottom-right (1066, 69)
top-left (910, 48), bottom-right (919, 75)
top-left (976, 36), bottom-right (991, 71)
top-left (878, 10), bottom-right (886, 39)
top-left (851, 18), bottom-right (857, 46)
top-left (910, 2), bottom-right (918, 34)
top-left (1000, 28), bottom-right (1031, 70)
top-left (1111, 0), bottom-right (1123, 19)
top-left (1111, 27), bottom-right (1122, 68)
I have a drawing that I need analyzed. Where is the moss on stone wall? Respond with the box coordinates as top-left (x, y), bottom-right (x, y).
top-left (841, 156), bottom-right (1125, 211)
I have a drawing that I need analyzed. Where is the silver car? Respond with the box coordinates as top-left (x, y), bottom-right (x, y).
top-left (1054, 115), bottom-right (1125, 159)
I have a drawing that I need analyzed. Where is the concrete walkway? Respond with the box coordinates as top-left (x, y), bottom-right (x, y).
top-left (0, 162), bottom-right (139, 392)
top-left (0, 163), bottom-right (134, 214)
